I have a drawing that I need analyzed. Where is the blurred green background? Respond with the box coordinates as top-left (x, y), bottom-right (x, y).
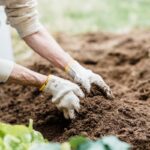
top-left (38, 0), bottom-right (150, 33)
top-left (13, 0), bottom-right (150, 60)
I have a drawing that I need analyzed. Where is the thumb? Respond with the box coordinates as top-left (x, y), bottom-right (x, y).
top-left (73, 85), bottom-right (85, 98)
top-left (82, 80), bottom-right (91, 93)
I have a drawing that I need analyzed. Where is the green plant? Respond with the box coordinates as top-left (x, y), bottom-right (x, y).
top-left (0, 120), bottom-right (130, 150)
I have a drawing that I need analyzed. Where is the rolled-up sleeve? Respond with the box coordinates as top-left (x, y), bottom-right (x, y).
top-left (5, 0), bottom-right (43, 38)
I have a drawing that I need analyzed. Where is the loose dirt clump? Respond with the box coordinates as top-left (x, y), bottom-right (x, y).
top-left (0, 30), bottom-right (150, 150)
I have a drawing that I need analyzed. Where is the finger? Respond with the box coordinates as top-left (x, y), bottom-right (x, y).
top-left (93, 75), bottom-right (114, 99)
top-left (104, 86), bottom-right (114, 100)
top-left (52, 90), bottom-right (69, 104)
top-left (72, 96), bottom-right (80, 113)
top-left (82, 80), bottom-right (91, 93)
top-left (74, 102), bottom-right (80, 113)
top-left (97, 82), bottom-right (113, 99)
top-left (73, 85), bottom-right (85, 98)
top-left (63, 109), bottom-right (70, 119)
top-left (68, 109), bottom-right (75, 119)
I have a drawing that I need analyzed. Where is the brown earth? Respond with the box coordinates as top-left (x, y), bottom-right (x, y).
top-left (0, 30), bottom-right (150, 150)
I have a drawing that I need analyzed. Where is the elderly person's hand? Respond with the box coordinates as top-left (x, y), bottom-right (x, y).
top-left (41, 75), bottom-right (84, 119)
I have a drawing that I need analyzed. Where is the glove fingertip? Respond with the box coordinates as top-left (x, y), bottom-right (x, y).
top-left (63, 109), bottom-right (69, 119)
top-left (103, 86), bottom-right (114, 100)
top-left (75, 104), bottom-right (80, 113)
top-left (85, 86), bottom-right (91, 94)
top-left (79, 90), bottom-right (85, 98)
top-left (107, 91), bottom-right (115, 100)
top-left (68, 110), bottom-right (75, 119)
top-left (77, 89), bottom-right (85, 98)
top-left (80, 80), bottom-right (90, 94)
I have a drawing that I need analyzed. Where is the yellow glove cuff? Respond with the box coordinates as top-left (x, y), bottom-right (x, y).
top-left (39, 75), bottom-right (51, 92)
top-left (65, 60), bottom-right (75, 73)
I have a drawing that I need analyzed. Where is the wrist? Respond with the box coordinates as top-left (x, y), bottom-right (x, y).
top-left (58, 53), bottom-right (74, 70)
top-left (39, 75), bottom-right (51, 91)
top-left (8, 64), bottom-right (47, 88)
top-left (65, 60), bottom-right (75, 73)
top-left (35, 74), bottom-right (48, 88)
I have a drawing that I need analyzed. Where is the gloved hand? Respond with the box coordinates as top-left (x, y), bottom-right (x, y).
top-left (66, 61), bottom-right (113, 99)
top-left (41, 75), bottom-right (84, 119)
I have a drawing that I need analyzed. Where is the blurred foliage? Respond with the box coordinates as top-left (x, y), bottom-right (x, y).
top-left (0, 119), bottom-right (130, 150)
top-left (38, 0), bottom-right (150, 33)
top-left (12, 0), bottom-right (150, 60)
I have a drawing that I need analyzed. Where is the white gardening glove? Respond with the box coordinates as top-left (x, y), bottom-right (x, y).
top-left (41, 75), bottom-right (84, 119)
top-left (66, 61), bottom-right (113, 99)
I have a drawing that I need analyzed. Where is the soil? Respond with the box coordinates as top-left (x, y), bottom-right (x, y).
top-left (0, 30), bottom-right (150, 150)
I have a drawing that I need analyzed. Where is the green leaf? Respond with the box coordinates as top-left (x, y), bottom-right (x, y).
top-left (78, 141), bottom-right (105, 150)
top-left (61, 142), bottom-right (71, 150)
top-left (0, 120), bottom-right (46, 150)
top-left (101, 136), bottom-right (131, 150)
top-left (0, 138), bottom-right (5, 150)
top-left (69, 136), bottom-right (88, 150)
top-left (29, 143), bottom-right (61, 150)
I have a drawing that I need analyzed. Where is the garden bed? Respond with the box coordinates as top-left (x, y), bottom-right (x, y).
top-left (0, 30), bottom-right (150, 150)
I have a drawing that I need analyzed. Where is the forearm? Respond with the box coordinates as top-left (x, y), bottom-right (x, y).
top-left (23, 28), bottom-right (74, 70)
top-left (8, 64), bottom-right (47, 88)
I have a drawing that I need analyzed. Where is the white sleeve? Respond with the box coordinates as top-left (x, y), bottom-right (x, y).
top-left (0, 59), bottom-right (14, 83)
top-left (4, 0), bottom-right (43, 38)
